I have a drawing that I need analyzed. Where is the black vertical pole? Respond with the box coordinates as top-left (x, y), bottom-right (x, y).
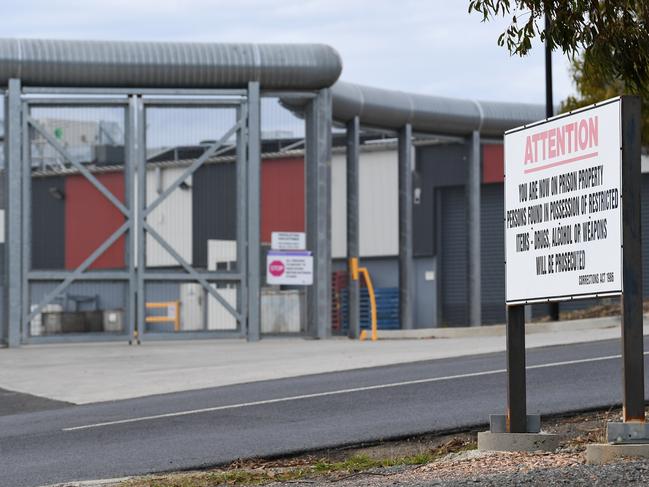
top-left (620, 96), bottom-right (645, 422)
top-left (544, 12), bottom-right (553, 119)
top-left (346, 117), bottom-right (361, 339)
top-left (507, 304), bottom-right (527, 432)
top-left (545, 11), bottom-right (560, 322)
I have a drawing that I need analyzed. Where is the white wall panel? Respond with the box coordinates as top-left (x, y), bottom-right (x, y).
top-left (331, 149), bottom-right (399, 258)
top-left (207, 288), bottom-right (237, 330)
top-left (146, 167), bottom-right (193, 267)
top-left (331, 153), bottom-right (347, 258)
top-left (0, 209), bottom-right (5, 244)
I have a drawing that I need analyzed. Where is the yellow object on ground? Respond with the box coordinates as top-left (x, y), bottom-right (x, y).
top-left (358, 267), bottom-right (378, 342)
top-left (145, 301), bottom-right (181, 332)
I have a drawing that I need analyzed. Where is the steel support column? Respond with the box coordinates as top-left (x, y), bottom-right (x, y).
top-left (136, 95), bottom-right (145, 344)
top-left (126, 95), bottom-right (137, 344)
top-left (620, 96), bottom-right (644, 422)
top-left (506, 304), bottom-right (527, 432)
top-left (467, 130), bottom-right (481, 326)
top-left (398, 124), bottom-right (414, 329)
top-left (236, 104), bottom-right (249, 340)
top-left (346, 116), bottom-right (360, 339)
top-left (306, 88), bottom-right (332, 339)
top-left (5, 79), bottom-right (22, 347)
top-left (247, 82), bottom-right (261, 342)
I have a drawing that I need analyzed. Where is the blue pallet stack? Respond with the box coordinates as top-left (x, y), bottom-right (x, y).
top-left (340, 287), bottom-right (400, 331)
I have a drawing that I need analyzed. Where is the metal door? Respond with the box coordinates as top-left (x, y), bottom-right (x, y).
top-left (20, 92), bottom-right (250, 342)
top-left (21, 96), bottom-right (135, 343)
top-left (136, 96), bottom-right (248, 339)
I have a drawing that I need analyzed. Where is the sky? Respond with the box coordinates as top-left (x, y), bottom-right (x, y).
top-left (3, 0), bottom-right (576, 105)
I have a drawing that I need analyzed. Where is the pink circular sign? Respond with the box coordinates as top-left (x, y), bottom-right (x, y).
top-left (269, 260), bottom-right (285, 277)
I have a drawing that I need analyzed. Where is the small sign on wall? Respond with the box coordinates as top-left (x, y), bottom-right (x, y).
top-left (266, 251), bottom-right (313, 286)
top-left (271, 232), bottom-right (306, 251)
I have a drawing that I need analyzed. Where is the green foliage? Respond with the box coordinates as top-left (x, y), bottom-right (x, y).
top-left (120, 441), bottom-right (478, 486)
top-left (468, 1), bottom-right (649, 95)
top-left (561, 53), bottom-right (649, 145)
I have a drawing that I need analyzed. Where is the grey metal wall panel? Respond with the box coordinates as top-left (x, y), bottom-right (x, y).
top-left (331, 256), bottom-right (398, 288)
top-left (144, 282), bottom-right (181, 303)
top-left (481, 184), bottom-right (505, 324)
top-left (414, 256), bottom-right (436, 328)
top-left (414, 143), bottom-right (468, 257)
top-left (31, 176), bottom-right (65, 270)
top-left (192, 163), bottom-right (236, 269)
top-left (439, 186), bottom-right (467, 325)
top-left (30, 281), bottom-right (127, 310)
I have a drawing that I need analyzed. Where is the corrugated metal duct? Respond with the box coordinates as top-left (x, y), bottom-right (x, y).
top-left (0, 38), bottom-right (342, 89)
top-left (284, 81), bottom-right (546, 137)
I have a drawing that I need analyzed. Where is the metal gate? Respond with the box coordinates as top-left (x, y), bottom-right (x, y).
top-left (20, 91), bottom-right (250, 343)
top-left (137, 96), bottom-right (248, 340)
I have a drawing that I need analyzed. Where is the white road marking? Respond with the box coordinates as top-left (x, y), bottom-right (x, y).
top-left (64, 352), bottom-right (644, 432)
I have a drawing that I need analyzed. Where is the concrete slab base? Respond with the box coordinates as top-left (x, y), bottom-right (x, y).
top-left (586, 443), bottom-right (649, 464)
top-left (477, 431), bottom-right (560, 452)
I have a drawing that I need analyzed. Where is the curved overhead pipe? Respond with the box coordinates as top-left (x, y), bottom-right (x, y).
top-left (0, 38), bottom-right (342, 90)
top-left (284, 81), bottom-right (546, 137)
top-left (0, 38), bottom-right (545, 136)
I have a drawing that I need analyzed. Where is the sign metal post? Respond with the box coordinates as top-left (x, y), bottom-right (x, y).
top-left (484, 96), bottom-right (645, 450)
top-left (619, 96), bottom-right (644, 424)
top-left (506, 304), bottom-right (527, 433)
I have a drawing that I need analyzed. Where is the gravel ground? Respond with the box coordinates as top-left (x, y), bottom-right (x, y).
top-left (111, 408), bottom-right (649, 487)
top-left (273, 452), bottom-right (649, 486)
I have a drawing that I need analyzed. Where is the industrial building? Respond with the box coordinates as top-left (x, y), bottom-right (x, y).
top-left (0, 38), bottom-right (642, 346)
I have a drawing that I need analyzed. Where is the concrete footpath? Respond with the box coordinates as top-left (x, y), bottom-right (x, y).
top-left (0, 315), bottom-right (645, 405)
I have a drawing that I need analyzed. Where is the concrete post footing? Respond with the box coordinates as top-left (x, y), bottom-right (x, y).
top-left (586, 443), bottom-right (649, 464)
top-left (477, 431), bottom-right (560, 452)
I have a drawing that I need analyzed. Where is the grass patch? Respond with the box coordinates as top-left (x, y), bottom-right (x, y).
top-left (120, 438), bottom-right (477, 486)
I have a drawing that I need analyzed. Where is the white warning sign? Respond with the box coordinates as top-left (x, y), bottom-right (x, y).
top-left (505, 98), bottom-right (623, 303)
top-left (271, 232), bottom-right (306, 251)
top-left (266, 251), bottom-right (313, 286)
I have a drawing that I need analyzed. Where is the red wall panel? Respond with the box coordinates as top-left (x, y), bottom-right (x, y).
top-left (65, 172), bottom-right (126, 270)
top-left (483, 144), bottom-right (504, 184)
top-left (261, 157), bottom-right (305, 243)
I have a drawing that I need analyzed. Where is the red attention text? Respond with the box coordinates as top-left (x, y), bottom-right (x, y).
top-left (524, 116), bottom-right (599, 165)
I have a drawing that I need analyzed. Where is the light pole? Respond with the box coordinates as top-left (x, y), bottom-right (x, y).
top-left (545, 11), bottom-right (560, 322)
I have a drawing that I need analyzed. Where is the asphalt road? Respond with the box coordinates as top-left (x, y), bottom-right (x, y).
top-left (1, 337), bottom-right (647, 487)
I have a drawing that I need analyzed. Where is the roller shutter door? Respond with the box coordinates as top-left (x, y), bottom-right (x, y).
top-left (481, 184), bottom-right (506, 324)
top-left (439, 186), bottom-right (467, 325)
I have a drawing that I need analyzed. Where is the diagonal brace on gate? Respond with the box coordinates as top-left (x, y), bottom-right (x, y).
top-left (144, 223), bottom-right (242, 321)
top-left (27, 116), bottom-right (129, 217)
top-left (26, 221), bottom-right (130, 323)
top-left (144, 118), bottom-right (244, 217)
